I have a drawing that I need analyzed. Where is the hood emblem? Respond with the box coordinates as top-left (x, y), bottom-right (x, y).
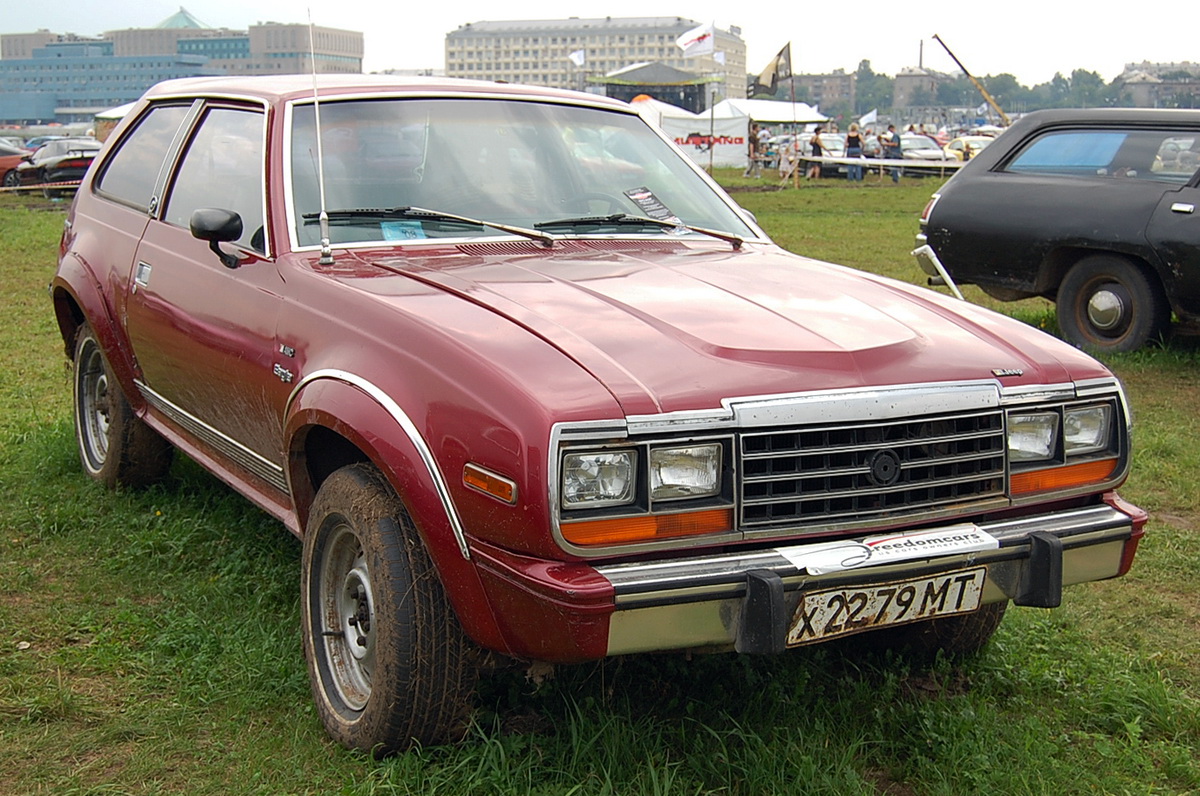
top-left (992, 368), bottom-right (1024, 378)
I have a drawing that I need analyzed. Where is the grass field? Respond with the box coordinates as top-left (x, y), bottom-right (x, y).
top-left (1, 178), bottom-right (1198, 795)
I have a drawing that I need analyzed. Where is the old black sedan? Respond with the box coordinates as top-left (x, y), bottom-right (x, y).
top-left (916, 109), bottom-right (1200, 352)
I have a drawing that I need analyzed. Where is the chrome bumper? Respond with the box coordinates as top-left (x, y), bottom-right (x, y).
top-left (597, 504), bottom-right (1138, 655)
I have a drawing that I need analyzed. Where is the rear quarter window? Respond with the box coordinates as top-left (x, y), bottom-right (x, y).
top-left (1005, 128), bottom-right (1200, 184)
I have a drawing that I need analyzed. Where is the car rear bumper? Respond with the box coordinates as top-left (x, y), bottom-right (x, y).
top-left (470, 493), bottom-right (1145, 661)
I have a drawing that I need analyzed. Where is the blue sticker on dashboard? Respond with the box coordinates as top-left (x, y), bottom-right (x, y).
top-left (381, 221), bottom-right (427, 240)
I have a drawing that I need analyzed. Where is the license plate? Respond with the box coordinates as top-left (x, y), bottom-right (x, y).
top-left (786, 567), bottom-right (987, 646)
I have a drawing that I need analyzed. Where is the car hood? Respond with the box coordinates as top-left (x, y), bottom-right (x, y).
top-left (359, 242), bottom-right (1109, 416)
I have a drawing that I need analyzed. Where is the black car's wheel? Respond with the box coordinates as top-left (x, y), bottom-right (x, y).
top-left (72, 324), bottom-right (174, 488)
top-left (1056, 255), bottom-right (1169, 352)
top-left (865, 602), bottom-right (1007, 660)
top-left (302, 463), bottom-right (477, 756)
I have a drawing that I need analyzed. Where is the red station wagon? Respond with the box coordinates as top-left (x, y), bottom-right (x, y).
top-left (52, 75), bottom-right (1146, 755)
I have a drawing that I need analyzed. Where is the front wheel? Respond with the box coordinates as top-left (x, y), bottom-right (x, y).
top-left (1056, 255), bottom-right (1169, 352)
top-left (2, 170), bottom-right (18, 188)
top-left (302, 464), bottom-right (477, 755)
top-left (72, 324), bottom-right (173, 488)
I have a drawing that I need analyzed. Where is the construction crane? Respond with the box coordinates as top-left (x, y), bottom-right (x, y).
top-left (932, 34), bottom-right (1011, 126)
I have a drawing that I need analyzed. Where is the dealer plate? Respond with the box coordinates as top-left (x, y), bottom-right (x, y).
top-left (786, 567), bottom-right (987, 647)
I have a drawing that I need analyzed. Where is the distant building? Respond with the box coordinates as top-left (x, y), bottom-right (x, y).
top-left (893, 67), bottom-right (944, 108)
top-left (444, 17), bottom-right (747, 99)
top-left (785, 69), bottom-right (856, 110)
top-left (0, 7), bottom-right (362, 124)
top-left (1116, 63), bottom-right (1200, 108)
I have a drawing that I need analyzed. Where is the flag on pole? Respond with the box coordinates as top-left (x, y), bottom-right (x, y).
top-left (750, 43), bottom-right (791, 96)
top-left (676, 22), bottom-right (715, 57)
top-left (713, 51), bottom-right (726, 66)
top-left (568, 49), bottom-right (586, 67)
top-left (858, 109), bottom-right (878, 126)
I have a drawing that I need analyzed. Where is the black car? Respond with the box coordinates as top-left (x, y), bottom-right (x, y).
top-left (14, 137), bottom-right (102, 196)
top-left (915, 109), bottom-right (1200, 352)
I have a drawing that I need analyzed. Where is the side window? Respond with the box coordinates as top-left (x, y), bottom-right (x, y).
top-left (95, 105), bottom-right (192, 210)
top-left (164, 107), bottom-right (266, 253)
top-left (1006, 129), bottom-right (1199, 184)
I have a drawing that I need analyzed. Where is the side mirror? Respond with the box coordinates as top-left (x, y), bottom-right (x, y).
top-left (190, 208), bottom-right (243, 269)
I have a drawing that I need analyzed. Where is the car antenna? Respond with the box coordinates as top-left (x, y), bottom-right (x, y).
top-left (308, 11), bottom-right (334, 265)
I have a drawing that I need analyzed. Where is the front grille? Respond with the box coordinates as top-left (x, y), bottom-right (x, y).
top-left (739, 409), bottom-right (1005, 530)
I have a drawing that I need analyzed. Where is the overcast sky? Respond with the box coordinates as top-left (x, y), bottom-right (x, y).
top-left (5, 1), bottom-right (1193, 88)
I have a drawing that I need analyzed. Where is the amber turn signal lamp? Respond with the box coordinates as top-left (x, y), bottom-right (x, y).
top-left (1010, 458), bottom-right (1118, 496)
top-left (561, 508), bottom-right (734, 546)
top-left (463, 463), bottom-right (517, 505)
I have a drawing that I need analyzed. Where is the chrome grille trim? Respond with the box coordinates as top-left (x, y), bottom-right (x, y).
top-left (739, 408), bottom-right (1006, 531)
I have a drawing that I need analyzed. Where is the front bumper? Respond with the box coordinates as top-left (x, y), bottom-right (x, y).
top-left (470, 494), bottom-right (1145, 661)
top-left (598, 495), bottom-right (1144, 656)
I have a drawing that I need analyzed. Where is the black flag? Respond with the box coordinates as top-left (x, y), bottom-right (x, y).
top-left (751, 43), bottom-right (792, 97)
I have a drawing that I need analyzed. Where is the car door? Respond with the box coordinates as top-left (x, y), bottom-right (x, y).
top-left (1145, 170), bottom-right (1200, 321)
top-left (124, 103), bottom-right (290, 487)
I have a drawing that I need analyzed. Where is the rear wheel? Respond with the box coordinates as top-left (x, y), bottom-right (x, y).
top-left (72, 324), bottom-right (173, 488)
top-left (302, 463), bottom-right (477, 756)
top-left (1056, 255), bottom-right (1169, 352)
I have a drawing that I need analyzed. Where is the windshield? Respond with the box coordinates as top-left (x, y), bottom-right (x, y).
top-left (288, 98), bottom-right (757, 247)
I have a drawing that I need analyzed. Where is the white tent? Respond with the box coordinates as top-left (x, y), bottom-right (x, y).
top-left (708, 98), bottom-right (827, 125)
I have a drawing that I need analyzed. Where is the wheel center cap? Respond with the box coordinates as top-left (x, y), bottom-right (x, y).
top-left (1087, 289), bottom-right (1125, 331)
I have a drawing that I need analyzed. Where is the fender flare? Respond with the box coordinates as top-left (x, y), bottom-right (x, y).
top-left (284, 370), bottom-right (511, 655)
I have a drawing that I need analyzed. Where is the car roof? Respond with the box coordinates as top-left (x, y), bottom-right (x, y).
top-left (142, 74), bottom-right (632, 112)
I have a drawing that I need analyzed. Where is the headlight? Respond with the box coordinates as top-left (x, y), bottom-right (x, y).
top-left (1065, 404), bottom-right (1111, 456)
top-left (1008, 412), bottom-right (1058, 462)
top-left (650, 444), bottom-right (721, 501)
top-left (562, 450), bottom-right (636, 508)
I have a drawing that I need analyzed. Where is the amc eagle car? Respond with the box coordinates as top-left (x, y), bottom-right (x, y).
top-left (53, 75), bottom-right (1146, 755)
top-left (916, 108), bottom-right (1200, 352)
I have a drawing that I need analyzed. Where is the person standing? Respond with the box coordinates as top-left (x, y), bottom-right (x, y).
top-left (883, 123), bottom-right (902, 183)
top-left (806, 127), bottom-right (826, 180)
top-left (845, 123), bottom-right (864, 183)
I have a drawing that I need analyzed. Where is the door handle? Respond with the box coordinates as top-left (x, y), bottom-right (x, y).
top-left (1170, 202), bottom-right (1195, 214)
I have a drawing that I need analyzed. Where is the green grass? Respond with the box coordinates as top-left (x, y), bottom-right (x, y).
top-left (2, 186), bottom-right (1198, 794)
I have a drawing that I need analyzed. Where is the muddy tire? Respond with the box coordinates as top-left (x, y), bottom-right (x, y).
top-left (875, 601), bottom-right (1007, 659)
top-left (72, 324), bottom-right (174, 488)
top-left (302, 463), bottom-right (477, 756)
top-left (1056, 255), bottom-right (1169, 352)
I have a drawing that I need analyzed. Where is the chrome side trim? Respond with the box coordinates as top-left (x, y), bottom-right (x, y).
top-left (136, 381), bottom-right (287, 492)
top-left (285, 369), bottom-right (470, 559)
top-left (597, 504), bottom-right (1132, 608)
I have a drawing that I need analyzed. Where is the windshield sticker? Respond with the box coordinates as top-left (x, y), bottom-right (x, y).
top-left (381, 221), bottom-right (427, 241)
top-left (623, 187), bottom-right (681, 224)
top-left (776, 524), bottom-right (1000, 575)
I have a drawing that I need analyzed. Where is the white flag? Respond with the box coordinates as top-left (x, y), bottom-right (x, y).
top-left (858, 109), bottom-right (877, 126)
top-left (713, 51), bottom-right (726, 66)
top-left (977, 102), bottom-right (989, 115)
top-left (568, 49), bottom-right (586, 67)
top-left (675, 22), bottom-right (715, 57)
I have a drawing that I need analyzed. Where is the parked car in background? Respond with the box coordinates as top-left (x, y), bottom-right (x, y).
top-left (15, 137), bottom-right (101, 195)
top-left (1, 141), bottom-right (31, 188)
top-left (901, 134), bottom-right (953, 161)
top-left (55, 75), bottom-right (1145, 756)
top-left (917, 108), bottom-right (1200, 351)
top-left (943, 135), bottom-right (995, 162)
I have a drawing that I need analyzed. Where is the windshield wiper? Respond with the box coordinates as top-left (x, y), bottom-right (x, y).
top-left (302, 206), bottom-right (557, 248)
top-left (534, 213), bottom-right (745, 250)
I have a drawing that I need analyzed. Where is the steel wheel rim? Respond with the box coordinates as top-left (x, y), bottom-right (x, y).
top-left (319, 523), bottom-right (376, 712)
top-left (77, 341), bottom-right (111, 471)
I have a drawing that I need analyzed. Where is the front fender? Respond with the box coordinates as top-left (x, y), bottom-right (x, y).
top-left (284, 372), bottom-right (512, 656)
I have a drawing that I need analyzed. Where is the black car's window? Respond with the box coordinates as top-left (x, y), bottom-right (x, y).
top-left (1006, 129), bottom-right (1200, 183)
top-left (164, 107), bottom-right (266, 253)
top-left (95, 105), bottom-right (192, 211)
